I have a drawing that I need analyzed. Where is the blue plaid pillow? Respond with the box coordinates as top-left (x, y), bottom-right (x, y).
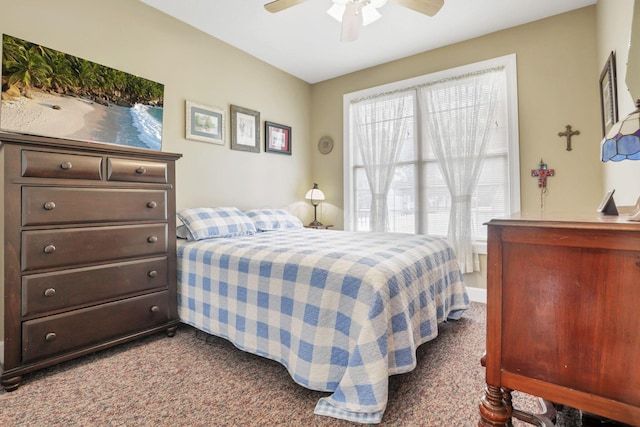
top-left (245, 209), bottom-right (303, 232)
top-left (177, 207), bottom-right (257, 241)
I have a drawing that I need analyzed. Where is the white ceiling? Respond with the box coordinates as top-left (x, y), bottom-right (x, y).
top-left (139, 0), bottom-right (597, 84)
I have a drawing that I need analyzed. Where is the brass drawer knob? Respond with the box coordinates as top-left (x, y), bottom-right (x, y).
top-left (44, 201), bottom-right (56, 210)
top-left (45, 332), bottom-right (57, 342)
top-left (150, 305), bottom-right (160, 313)
top-left (44, 288), bottom-right (56, 297)
top-left (147, 236), bottom-right (158, 244)
top-left (148, 270), bottom-right (158, 278)
top-left (43, 244), bottom-right (56, 254)
top-left (147, 201), bottom-right (157, 208)
top-left (136, 166), bottom-right (147, 175)
top-left (60, 161), bottom-right (73, 170)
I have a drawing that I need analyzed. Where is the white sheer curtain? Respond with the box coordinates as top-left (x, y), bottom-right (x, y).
top-left (417, 70), bottom-right (502, 273)
top-left (352, 92), bottom-right (413, 232)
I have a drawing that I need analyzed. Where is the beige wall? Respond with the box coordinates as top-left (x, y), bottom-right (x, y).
top-left (2, 2), bottom-right (633, 294)
top-left (310, 6), bottom-right (602, 231)
top-left (0, 0), bottom-right (315, 220)
top-left (598, 0), bottom-right (640, 205)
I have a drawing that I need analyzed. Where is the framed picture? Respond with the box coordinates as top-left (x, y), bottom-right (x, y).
top-left (185, 101), bottom-right (224, 145)
top-left (265, 121), bottom-right (292, 155)
top-left (597, 189), bottom-right (618, 216)
top-left (1, 34), bottom-right (164, 151)
top-left (599, 51), bottom-right (618, 137)
top-left (230, 104), bottom-right (260, 153)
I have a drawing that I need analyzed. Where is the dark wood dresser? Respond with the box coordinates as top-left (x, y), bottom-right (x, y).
top-left (0, 132), bottom-right (182, 391)
top-left (479, 213), bottom-right (640, 427)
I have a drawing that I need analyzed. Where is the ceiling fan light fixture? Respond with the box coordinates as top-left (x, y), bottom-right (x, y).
top-left (361, 3), bottom-right (382, 26)
top-left (271, 0), bottom-right (445, 44)
top-left (328, 0), bottom-right (383, 26)
top-left (340, 2), bottom-right (363, 42)
top-left (326, 0), bottom-right (394, 42)
top-left (327, 3), bottom-right (346, 22)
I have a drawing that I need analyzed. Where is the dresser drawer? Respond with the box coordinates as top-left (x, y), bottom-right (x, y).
top-left (107, 158), bottom-right (167, 183)
top-left (22, 291), bottom-right (170, 363)
top-left (22, 257), bottom-right (168, 317)
top-left (22, 187), bottom-right (167, 226)
top-left (22, 224), bottom-right (167, 272)
top-left (22, 150), bottom-right (102, 180)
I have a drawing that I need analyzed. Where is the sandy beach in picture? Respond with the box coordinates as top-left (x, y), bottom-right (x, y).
top-left (1, 90), bottom-right (103, 138)
top-left (2, 34), bottom-right (164, 150)
top-left (0, 90), bottom-right (162, 150)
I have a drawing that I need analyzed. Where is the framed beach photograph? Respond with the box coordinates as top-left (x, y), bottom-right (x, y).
top-left (599, 51), bottom-right (618, 137)
top-left (265, 121), bottom-right (291, 155)
top-left (230, 104), bottom-right (260, 153)
top-left (185, 101), bottom-right (224, 145)
top-left (1, 34), bottom-right (164, 151)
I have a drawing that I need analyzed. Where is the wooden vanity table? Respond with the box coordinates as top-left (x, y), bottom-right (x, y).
top-left (479, 212), bottom-right (640, 426)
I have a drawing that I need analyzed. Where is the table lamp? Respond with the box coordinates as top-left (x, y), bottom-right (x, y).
top-left (305, 183), bottom-right (325, 226)
top-left (600, 99), bottom-right (640, 220)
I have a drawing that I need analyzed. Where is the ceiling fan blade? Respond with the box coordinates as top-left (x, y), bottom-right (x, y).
top-left (341, 2), bottom-right (363, 42)
top-left (392, 0), bottom-right (444, 16)
top-left (264, 0), bottom-right (308, 13)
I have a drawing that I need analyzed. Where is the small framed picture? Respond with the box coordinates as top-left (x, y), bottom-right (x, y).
top-left (265, 121), bottom-right (291, 155)
top-left (597, 189), bottom-right (618, 216)
top-left (230, 104), bottom-right (260, 153)
top-left (185, 101), bottom-right (224, 145)
top-left (599, 51), bottom-right (618, 137)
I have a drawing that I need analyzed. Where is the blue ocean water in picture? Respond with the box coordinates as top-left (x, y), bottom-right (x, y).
top-left (108, 103), bottom-right (163, 151)
top-left (131, 104), bottom-right (163, 151)
top-left (2, 34), bottom-right (166, 151)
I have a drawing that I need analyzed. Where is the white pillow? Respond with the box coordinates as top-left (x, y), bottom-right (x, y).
top-left (245, 209), bottom-right (303, 232)
top-left (177, 207), bottom-right (257, 241)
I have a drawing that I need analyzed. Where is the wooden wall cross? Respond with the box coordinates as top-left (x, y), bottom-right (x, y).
top-left (558, 124), bottom-right (580, 151)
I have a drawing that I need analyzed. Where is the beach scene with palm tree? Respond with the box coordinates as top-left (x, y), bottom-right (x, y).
top-left (0, 34), bottom-right (164, 150)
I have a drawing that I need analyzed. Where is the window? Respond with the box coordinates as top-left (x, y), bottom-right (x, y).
top-left (343, 55), bottom-right (520, 259)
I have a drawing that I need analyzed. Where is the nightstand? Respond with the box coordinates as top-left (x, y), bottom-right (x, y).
top-left (305, 224), bottom-right (333, 229)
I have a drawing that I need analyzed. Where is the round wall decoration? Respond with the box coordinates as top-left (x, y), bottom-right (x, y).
top-left (318, 136), bottom-right (334, 154)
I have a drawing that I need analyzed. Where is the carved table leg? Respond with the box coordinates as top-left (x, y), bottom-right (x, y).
top-left (479, 384), bottom-right (512, 427)
top-left (2, 375), bottom-right (23, 392)
top-left (503, 388), bottom-right (514, 427)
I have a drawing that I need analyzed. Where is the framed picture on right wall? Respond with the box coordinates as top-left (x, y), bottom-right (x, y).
top-left (265, 121), bottom-right (291, 155)
top-left (599, 51), bottom-right (618, 137)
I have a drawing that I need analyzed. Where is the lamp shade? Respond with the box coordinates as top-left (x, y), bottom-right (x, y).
top-left (601, 99), bottom-right (640, 162)
top-left (305, 183), bottom-right (325, 204)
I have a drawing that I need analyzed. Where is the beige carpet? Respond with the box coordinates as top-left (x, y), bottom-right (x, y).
top-left (0, 303), bottom-right (581, 426)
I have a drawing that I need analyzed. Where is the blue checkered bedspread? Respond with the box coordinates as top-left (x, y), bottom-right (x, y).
top-left (177, 229), bottom-right (469, 424)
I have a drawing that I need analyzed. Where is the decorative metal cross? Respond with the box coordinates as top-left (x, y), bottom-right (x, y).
top-left (532, 159), bottom-right (555, 209)
top-left (531, 159), bottom-right (554, 188)
top-left (558, 124), bottom-right (580, 151)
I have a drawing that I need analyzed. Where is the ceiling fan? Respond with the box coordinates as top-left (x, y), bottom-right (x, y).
top-left (264, 0), bottom-right (445, 42)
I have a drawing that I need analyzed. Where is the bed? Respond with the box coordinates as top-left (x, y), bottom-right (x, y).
top-left (175, 207), bottom-right (470, 424)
